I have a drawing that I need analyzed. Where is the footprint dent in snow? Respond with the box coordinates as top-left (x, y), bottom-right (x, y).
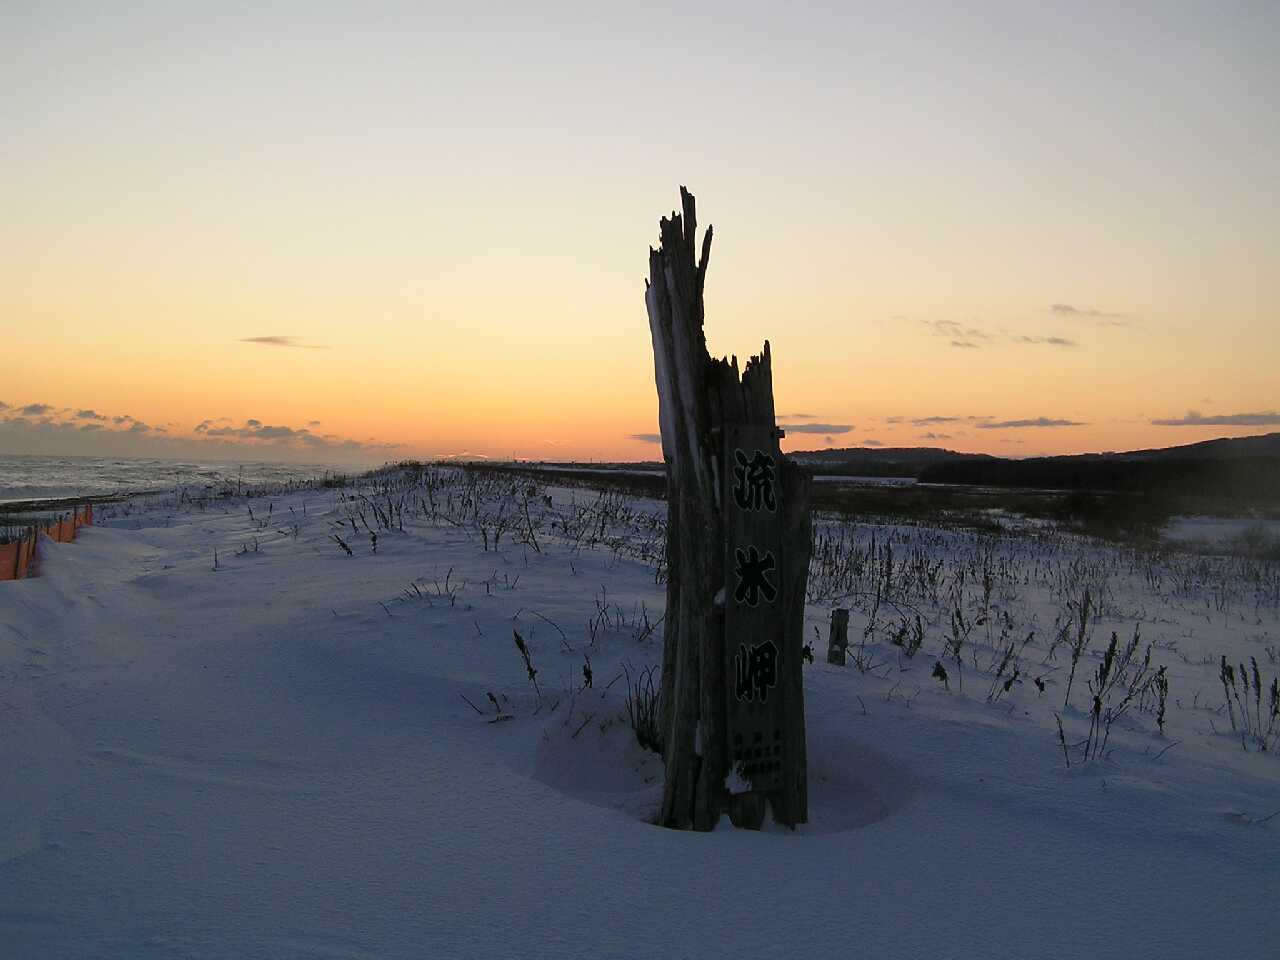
top-left (87, 748), bottom-right (326, 797)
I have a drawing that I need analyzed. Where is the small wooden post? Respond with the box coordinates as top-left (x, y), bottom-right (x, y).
top-left (645, 187), bottom-right (812, 830)
top-left (827, 608), bottom-right (850, 665)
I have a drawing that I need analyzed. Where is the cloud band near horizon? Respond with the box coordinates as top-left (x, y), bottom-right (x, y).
top-left (1150, 411), bottom-right (1280, 427)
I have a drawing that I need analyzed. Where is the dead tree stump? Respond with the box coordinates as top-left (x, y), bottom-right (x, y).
top-left (645, 187), bottom-right (812, 830)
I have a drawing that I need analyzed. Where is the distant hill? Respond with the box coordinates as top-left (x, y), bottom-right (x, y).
top-left (918, 455), bottom-right (1280, 501)
top-left (791, 446), bottom-right (994, 466)
top-left (793, 432), bottom-right (1280, 468)
top-left (789, 446), bottom-right (995, 478)
top-left (790, 433), bottom-right (1280, 501)
top-left (1100, 432), bottom-right (1280, 461)
top-left (511, 433), bottom-right (1280, 499)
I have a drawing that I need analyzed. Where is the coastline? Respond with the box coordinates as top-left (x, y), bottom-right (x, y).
top-left (0, 491), bottom-right (165, 515)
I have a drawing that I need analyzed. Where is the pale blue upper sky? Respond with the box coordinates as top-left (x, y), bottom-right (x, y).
top-left (3, 2), bottom-right (1277, 460)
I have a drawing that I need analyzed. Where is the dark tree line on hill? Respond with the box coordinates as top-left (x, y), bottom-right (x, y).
top-left (917, 456), bottom-right (1280, 502)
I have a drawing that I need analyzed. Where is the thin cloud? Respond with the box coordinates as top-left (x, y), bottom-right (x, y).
top-left (921, 319), bottom-right (992, 341)
top-left (861, 439), bottom-right (883, 447)
top-left (919, 432), bottom-right (952, 440)
top-left (910, 416), bottom-right (963, 426)
top-left (777, 413), bottom-right (818, 420)
top-left (1, 402), bottom-right (393, 461)
top-left (1150, 410), bottom-right (1280, 427)
top-left (196, 417), bottom-right (398, 452)
top-left (1051, 303), bottom-right (1115, 317)
top-left (976, 417), bottom-right (1086, 429)
top-left (239, 336), bottom-right (328, 350)
top-left (627, 433), bottom-right (662, 443)
top-left (1051, 304), bottom-right (1130, 326)
top-left (0, 404), bottom-right (157, 438)
top-left (784, 423), bottom-right (852, 435)
top-left (204, 421), bottom-right (290, 439)
top-left (194, 417), bottom-right (234, 433)
top-left (950, 340), bottom-right (980, 349)
top-left (1017, 335), bottom-right (1077, 347)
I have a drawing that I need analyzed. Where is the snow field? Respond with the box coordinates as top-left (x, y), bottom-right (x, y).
top-left (1, 465), bottom-right (1276, 958)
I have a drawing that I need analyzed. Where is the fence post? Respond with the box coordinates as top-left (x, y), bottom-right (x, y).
top-left (827, 608), bottom-right (850, 665)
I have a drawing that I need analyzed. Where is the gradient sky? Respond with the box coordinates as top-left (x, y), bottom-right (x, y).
top-left (3, 1), bottom-right (1277, 465)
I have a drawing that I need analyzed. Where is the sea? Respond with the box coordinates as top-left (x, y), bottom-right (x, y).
top-left (0, 454), bottom-right (369, 504)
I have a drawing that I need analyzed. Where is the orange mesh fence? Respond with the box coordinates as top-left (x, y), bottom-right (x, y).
top-left (0, 530), bottom-right (38, 581)
top-left (0, 502), bottom-right (94, 581)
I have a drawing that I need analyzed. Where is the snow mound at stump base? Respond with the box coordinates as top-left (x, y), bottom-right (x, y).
top-left (531, 717), bottom-right (916, 834)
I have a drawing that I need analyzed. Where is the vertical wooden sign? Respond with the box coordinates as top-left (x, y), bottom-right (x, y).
top-left (723, 423), bottom-right (787, 792)
top-left (646, 187), bottom-right (811, 829)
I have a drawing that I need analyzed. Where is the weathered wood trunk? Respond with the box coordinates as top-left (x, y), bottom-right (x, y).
top-left (645, 187), bottom-right (811, 830)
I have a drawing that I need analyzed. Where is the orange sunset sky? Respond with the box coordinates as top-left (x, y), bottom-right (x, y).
top-left (3, 3), bottom-right (1277, 467)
